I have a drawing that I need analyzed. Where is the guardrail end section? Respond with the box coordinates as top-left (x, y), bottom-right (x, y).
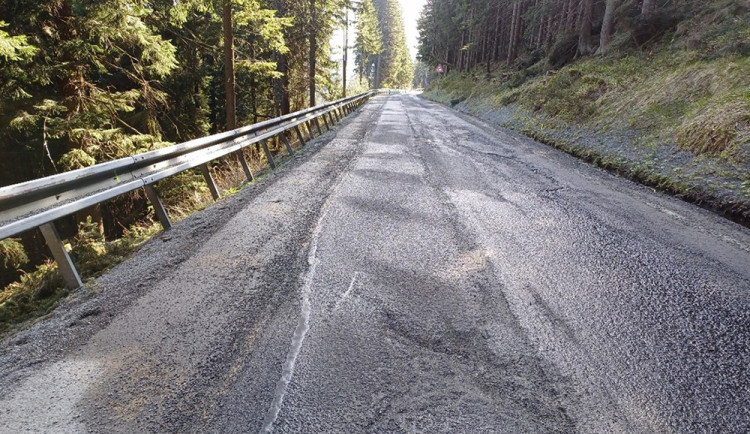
top-left (39, 222), bottom-right (83, 290)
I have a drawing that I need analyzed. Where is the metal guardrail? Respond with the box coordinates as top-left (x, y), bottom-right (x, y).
top-left (0, 90), bottom-right (378, 289)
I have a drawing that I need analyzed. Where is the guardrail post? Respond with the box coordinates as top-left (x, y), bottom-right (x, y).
top-left (294, 126), bottom-right (306, 146)
top-left (235, 151), bottom-right (254, 182)
top-left (279, 133), bottom-right (295, 156)
top-left (305, 121), bottom-right (315, 138)
top-left (199, 163), bottom-right (221, 200)
top-left (321, 113), bottom-right (331, 130)
top-left (39, 222), bottom-right (82, 290)
top-left (331, 110), bottom-right (340, 123)
top-left (261, 139), bottom-right (277, 169)
top-left (144, 185), bottom-right (172, 230)
top-left (313, 118), bottom-right (323, 135)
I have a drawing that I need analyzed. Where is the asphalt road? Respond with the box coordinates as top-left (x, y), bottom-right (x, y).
top-left (1, 94), bottom-right (749, 433)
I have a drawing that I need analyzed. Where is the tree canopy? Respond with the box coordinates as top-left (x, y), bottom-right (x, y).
top-left (351, 0), bottom-right (413, 89)
top-left (0, 0), bottom-right (356, 189)
top-left (0, 0), bottom-right (362, 248)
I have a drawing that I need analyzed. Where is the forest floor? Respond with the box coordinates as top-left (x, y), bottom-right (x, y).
top-left (421, 50), bottom-right (750, 227)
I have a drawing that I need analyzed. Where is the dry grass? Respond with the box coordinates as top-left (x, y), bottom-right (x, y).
top-left (677, 102), bottom-right (750, 154)
top-left (427, 47), bottom-right (750, 161)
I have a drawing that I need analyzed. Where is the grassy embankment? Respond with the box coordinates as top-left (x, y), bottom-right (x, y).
top-left (423, 11), bottom-right (750, 224)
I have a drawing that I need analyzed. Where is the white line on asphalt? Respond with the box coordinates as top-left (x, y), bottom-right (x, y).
top-left (334, 272), bottom-right (358, 311)
top-left (259, 229), bottom-right (320, 433)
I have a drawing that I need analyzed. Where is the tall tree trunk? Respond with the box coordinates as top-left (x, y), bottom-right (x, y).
top-left (545, 11), bottom-right (554, 49)
top-left (343, 9), bottom-right (348, 97)
top-left (250, 75), bottom-right (257, 123)
top-left (309, 0), bottom-right (317, 106)
top-left (559, 0), bottom-right (570, 33)
top-left (599, 0), bottom-right (618, 54)
top-left (491, 9), bottom-right (502, 63)
top-left (507, 1), bottom-right (522, 64)
top-left (272, 0), bottom-right (290, 115)
top-left (565, 0), bottom-right (579, 32)
top-left (273, 52), bottom-right (291, 115)
top-left (482, 18), bottom-right (492, 77)
top-left (578, 0), bottom-right (595, 55)
top-left (223, 0), bottom-right (236, 130)
top-left (375, 53), bottom-right (381, 88)
top-left (529, 0), bottom-right (544, 48)
top-left (459, 30), bottom-right (466, 71)
top-left (536, 0), bottom-right (547, 48)
top-left (642, 0), bottom-right (655, 16)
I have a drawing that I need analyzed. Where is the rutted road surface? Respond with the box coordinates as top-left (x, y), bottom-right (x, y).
top-left (1, 95), bottom-right (749, 433)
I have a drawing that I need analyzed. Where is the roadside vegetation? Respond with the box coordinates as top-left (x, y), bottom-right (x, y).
top-left (418, 0), bottom-right (750, 223)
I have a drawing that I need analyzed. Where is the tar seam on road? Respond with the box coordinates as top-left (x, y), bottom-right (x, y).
top-left (259, 139), bottom-right (364, 434)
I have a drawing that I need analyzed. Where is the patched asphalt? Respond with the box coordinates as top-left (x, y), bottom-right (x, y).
top-left (1, 94), bottom-right (749, 433)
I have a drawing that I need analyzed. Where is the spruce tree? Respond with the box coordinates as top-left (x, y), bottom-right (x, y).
top-left (372, 0), bottom-right (413, 89)
top-left (354, 0), bottom-right (383, 87)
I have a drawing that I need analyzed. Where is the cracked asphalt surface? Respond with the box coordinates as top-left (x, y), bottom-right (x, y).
top-left (1, 94), bottom-right (749, 433)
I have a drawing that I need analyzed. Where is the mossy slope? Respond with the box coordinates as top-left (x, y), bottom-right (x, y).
top-left (423, 13), bottom-right (750, 225)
